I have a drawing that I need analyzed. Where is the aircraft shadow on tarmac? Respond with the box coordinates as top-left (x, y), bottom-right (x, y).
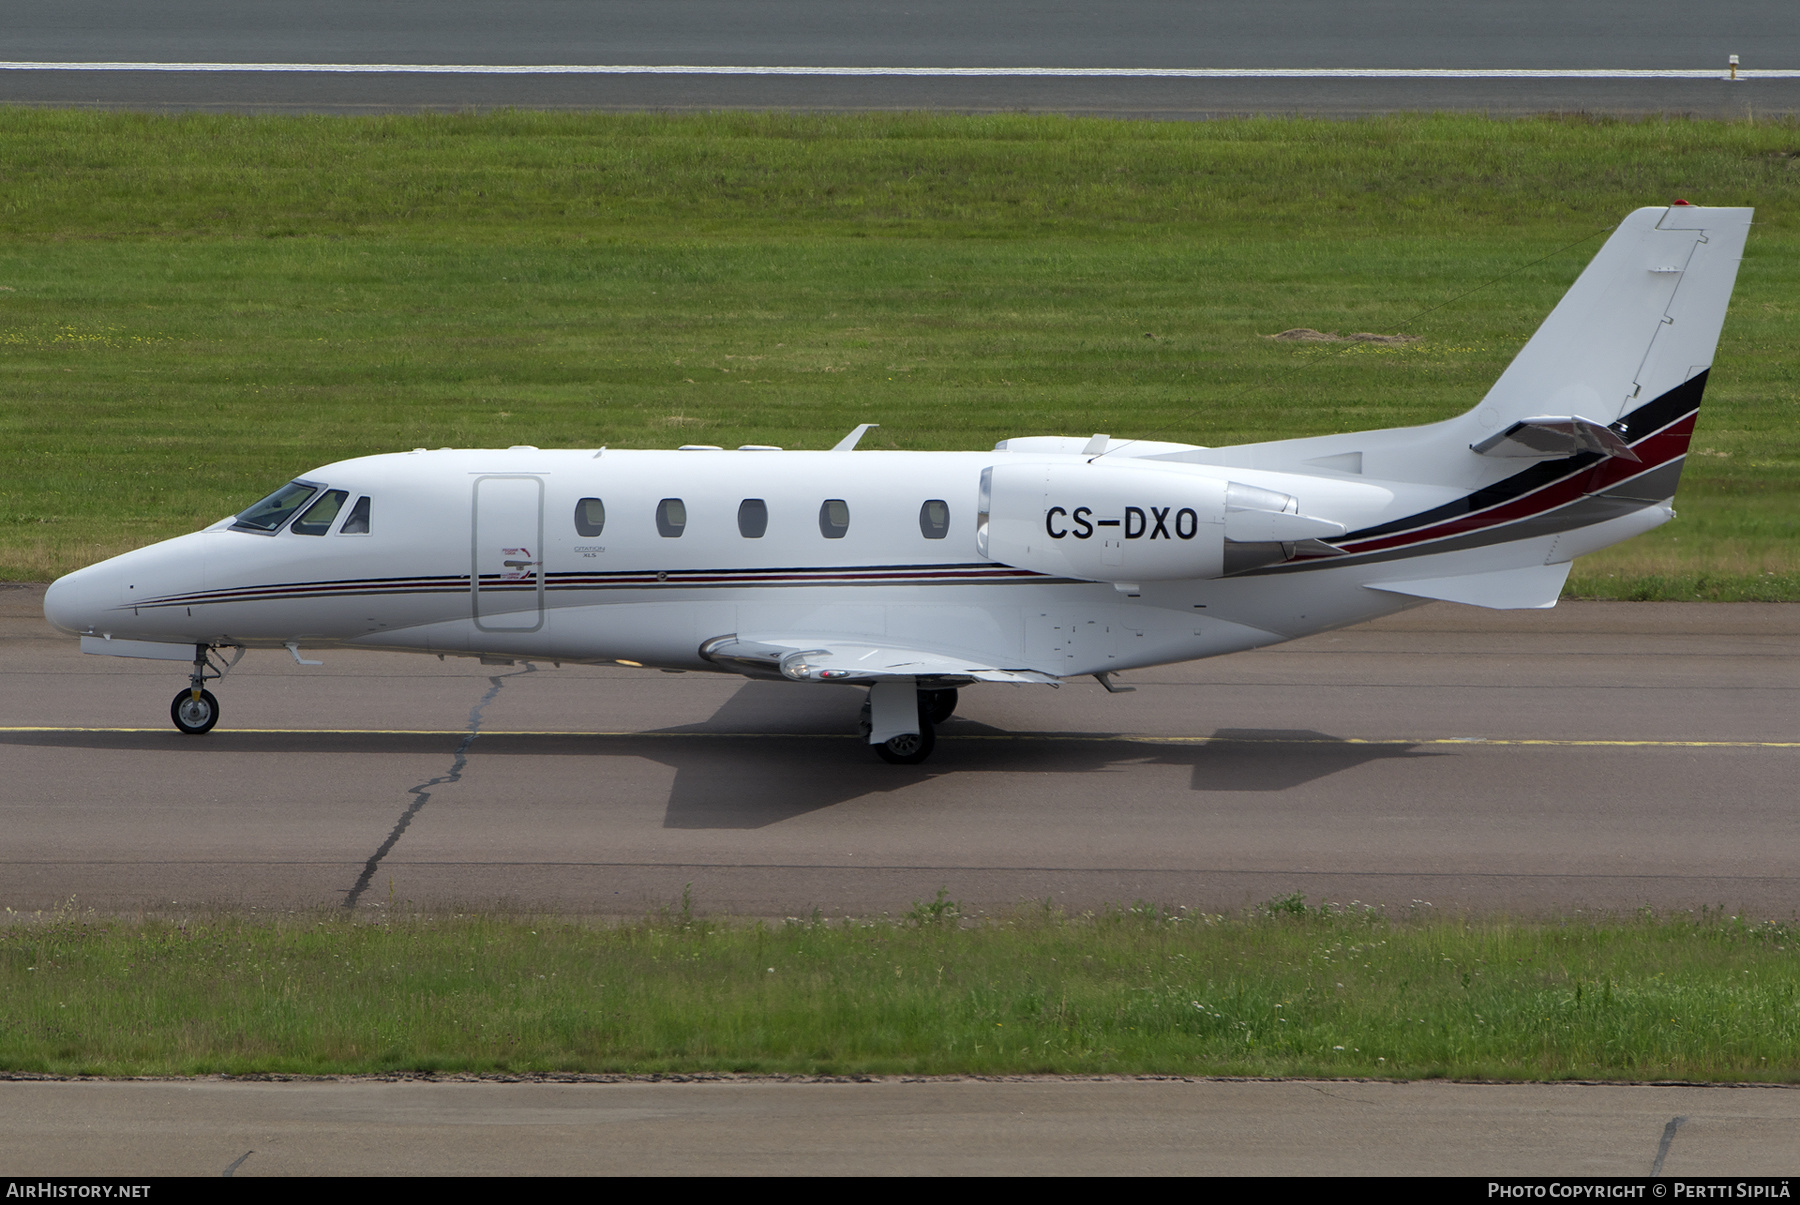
top-left (646, 725), bottom-right (1442, 829)
top-left (5, 682), bottom-right (1441, 831)
top-left (625, 681), bottom-right (1433, 828)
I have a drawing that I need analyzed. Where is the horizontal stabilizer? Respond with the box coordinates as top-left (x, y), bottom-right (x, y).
top-left (1471, 415), bottom-right (1640, 461)
top-left (1364, 562), bottom-right (1572, 610)
top-left (700, 634), bottom-right (1059, 685)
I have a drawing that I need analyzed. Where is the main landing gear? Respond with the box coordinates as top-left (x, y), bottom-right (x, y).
top-left (169, 643), bottom-right (243, 736)
top-left (859, 684), bottom-right (958, 765)
top-left (921, 688), bottom-right (959, 726)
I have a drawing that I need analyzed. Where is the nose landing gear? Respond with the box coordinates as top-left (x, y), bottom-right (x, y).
top-left (169, 643), bottom-right (243, 736)
top-left (171, 688), bottom-right (220, 735)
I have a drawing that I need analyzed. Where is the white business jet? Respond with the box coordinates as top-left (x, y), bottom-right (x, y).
top-left (43, 204), bottom-right (1749, 763)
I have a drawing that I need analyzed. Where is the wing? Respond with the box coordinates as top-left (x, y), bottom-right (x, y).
top-left (698, 635), bottom-right (1059, 686)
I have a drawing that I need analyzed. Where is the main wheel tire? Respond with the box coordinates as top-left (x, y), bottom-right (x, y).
top-left (170, 688), bottom-right (219, 735)
top-left (874, 720), bottom-right (935, 765)
top-left (920, 688), bottom-right (959, 725)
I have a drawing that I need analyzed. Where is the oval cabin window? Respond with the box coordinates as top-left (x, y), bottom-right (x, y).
top-left (919, 499), bottom-right (949, 539)
top-left (738, 499), bottom-right (768, 539)
top-left (574, 497), bottom-right (606, 537)
top-left (818, 499), bottom-right (850, 539)
top-left (656, 498), bottom-right (687, 538)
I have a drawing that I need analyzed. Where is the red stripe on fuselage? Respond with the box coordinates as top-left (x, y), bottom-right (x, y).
top-left (1338, 412), bottom-right (1695, 555)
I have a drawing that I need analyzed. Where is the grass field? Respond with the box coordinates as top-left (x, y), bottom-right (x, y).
top-left (0, 109), bottom-right (1795, 596)
top-left (4, 899), bottom-right (1797, 1081)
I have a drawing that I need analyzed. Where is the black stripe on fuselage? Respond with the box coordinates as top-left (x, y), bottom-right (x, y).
top-left (122, 563), bottom-right (1064, 609)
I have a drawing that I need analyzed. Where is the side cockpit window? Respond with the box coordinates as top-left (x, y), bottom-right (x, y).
top-left (231, 481), bottom-right (320, 534)
top-left (339, 496), bottom-right (372, 535)
top-left (291, 489), bottom-right (348, 536)
top-left (574, 497), bottom-right (605, 537)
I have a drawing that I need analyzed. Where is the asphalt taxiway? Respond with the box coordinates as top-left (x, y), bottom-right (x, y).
top-left (3, 583), bottom-right (1796, 919)
top-left (2, 1076), bottom-right (1797, 1176)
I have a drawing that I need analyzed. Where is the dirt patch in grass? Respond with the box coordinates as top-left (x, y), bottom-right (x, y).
top-left (1264, 328), bottom-right (1422, 344)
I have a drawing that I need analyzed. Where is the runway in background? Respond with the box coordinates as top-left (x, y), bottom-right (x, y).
top-left (3, 0), bottom-right (1797, 116)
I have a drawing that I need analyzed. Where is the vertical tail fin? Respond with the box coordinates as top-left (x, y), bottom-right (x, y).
top-left (1170, 205), bottom-right (1754, 585)
top-left (1474, 203), bottom-right (1751, 433)
top-left (1165, 204), bottom-right (1752, 492)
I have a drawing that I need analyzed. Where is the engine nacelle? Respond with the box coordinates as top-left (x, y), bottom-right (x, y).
top-left (978, 462), bottom-right (1229, 582)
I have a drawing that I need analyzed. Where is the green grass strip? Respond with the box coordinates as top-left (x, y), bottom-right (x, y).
top-left (0, 109), bottom-right (1795, 596)
top-left (4, 898), bottom-right (1798, 1080)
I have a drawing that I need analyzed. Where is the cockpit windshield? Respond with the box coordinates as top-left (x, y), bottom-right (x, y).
top-left (231, 481), bottom-right (320, 533)
top-left (291, 490), bottom-right (348, 536)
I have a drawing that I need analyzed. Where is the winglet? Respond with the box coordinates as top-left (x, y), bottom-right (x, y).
top-left (832, 423), bottom-right (879, 452)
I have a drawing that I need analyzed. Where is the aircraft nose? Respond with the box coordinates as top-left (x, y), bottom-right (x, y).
top-left (43, 534), bottom-right (211, 637)
top-left (42, 566), bottom-right (107, 636)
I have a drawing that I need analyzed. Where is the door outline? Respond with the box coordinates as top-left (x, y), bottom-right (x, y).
top-left (472, 474), bottom-right (546, 633)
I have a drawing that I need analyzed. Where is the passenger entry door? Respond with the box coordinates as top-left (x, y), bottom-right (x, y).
top-left (472, 475), bottom-right (545, 632)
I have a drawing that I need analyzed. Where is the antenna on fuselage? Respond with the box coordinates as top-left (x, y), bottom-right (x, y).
top-left (831, 423), bottom-right (879, 451)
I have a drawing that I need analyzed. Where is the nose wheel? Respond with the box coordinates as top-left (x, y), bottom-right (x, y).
top-left (171, 688), bottom-right (220, 735)
top-left (166, 643), bottom-right (241, 735)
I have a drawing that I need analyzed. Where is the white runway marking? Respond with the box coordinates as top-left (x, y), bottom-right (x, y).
top-left (0, 63), bottom-right (1795, 79)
